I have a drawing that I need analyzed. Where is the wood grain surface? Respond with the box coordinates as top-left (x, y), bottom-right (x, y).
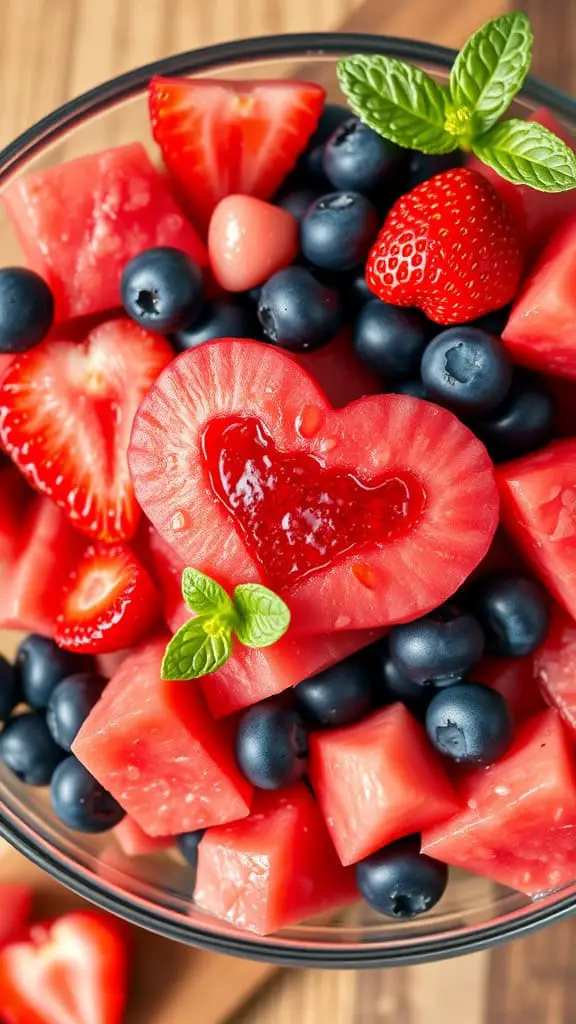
top-left (1, 0), bottom-right (576, 1022)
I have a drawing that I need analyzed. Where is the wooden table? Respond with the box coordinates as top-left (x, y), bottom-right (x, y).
top-left (1, 0), bottom-right (576, 1022)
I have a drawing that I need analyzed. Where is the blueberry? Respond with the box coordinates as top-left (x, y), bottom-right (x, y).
top-left (177, 829), bottom-right (206, 872)
top-left (173, 299), bottom-right (258, 351)
top-left (407, 151), bottom-right (464, 189)
top-left (292, 104), bottom-right (351, 185)
top-left (356, 836), bottom-right (448, 918)
top-left (425, 682), bottom-right (513, 764)
top-left (16, 636), bottom-right (89, 710)
top-left (343, 269), bottom-right (373, 314)
top-left (471, 304), bottom-right (512, 335)
top-left (388, 379), bottom-right (428, 400)
top-left (324, 118), bottom-right (406, 194)
top-left (235, 703), bottom-right (308, 789)
top-left (294, 653), bottom-right (375, 728)
top-left (0, 712), bottom-right (65, 785)
top-left (388, 606), bottom-right (485, 686)
top-left (475, 372), bottom-right (556, 462)
top-left (121, 246), bottom-right (204, 334)
top-left (276, 187), bottom-right (325, 223)
top-left (354, 301), bottom-right (435, 378)
top-left (0, 268), bottom-right (54, 354)
top-left (46, 673), bottom-right (107, 752)
top-left (378, 651), bottom-right (433, 715)
top-left (301, 192), bottom-right (379, 273)
top-left (0, 657), bottom-right (20, 723)
top-left (257, 267), bottom-right (342, 352)
top-left (50, 755), bottom-right (125, 833)
top-left (421, 327), bottom-right (513, 416)
top-left (469, 571), bottom-right (550, 657)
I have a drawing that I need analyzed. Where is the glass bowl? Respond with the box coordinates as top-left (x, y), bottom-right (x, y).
top-left (1, 33), bottom-right (576, 969)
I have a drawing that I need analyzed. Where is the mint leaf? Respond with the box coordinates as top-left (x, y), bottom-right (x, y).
top-left (161, 616), bottom-right (233, 680)
top-left (181, 568), bottom-right (233, 617)
top-left (450, 12), bottom-right (533, 136)
top-left (472, 119), bottom-right (576, 192)
top-left (337, 55), bottom-right (458, 155)
top-left (233, 584), bottom-right (291, 648)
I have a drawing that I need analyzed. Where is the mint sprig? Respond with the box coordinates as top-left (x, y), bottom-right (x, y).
top-left (161, 571), bottom-right (291, 680)
top-left (336, 12), bottom-right (576, 193)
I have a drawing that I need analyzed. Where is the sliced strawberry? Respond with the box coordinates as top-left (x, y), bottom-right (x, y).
top-left (55, 542), bottom-right (161, 654)
top-left (0, 496), bottom-right (85, 637)
top-left (0, 463), bottom-right (33, 574)
top-left (130, 340), bottom-right (499, 634)
top-left (0, 911), bottom-right (129, 1024)
top-left (0, 884), bottom-right (33, 948)
top-left (0, 320), bottom-right (173, 542)
top-left (149, 77), bottom-right (325, 234)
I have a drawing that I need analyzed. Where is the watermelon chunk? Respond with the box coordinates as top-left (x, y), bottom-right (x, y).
top-left (146, 523), bottom-right (383, 716)
top-left (502, 213), bottom-right (576, 380)
top-left (534, 604), bottom-right (576, 734)
top-left (113, 816), bottom-right (173, 858)
top-left (468, 108), bottom-right (576, 260)
top-left (195, 783), bottom-right (357, 935)
top-left (0, 495), bottom-right (85, 637)
top-left (72, 636), bottom-right (252, 836)
top-left (3, 142), bottom-right (208, 323)
top-left (309, 703), bottom-right (459, 866)
top-left (0, 464), bottom-right (33, 574)
top-left (497, 439), bottom-right (576, 620)
top-left (474, 656), bottom-right (545, 724)
top-left (422, 710), bottom-right (576, 897)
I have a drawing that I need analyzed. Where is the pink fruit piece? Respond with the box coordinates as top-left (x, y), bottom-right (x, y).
top-left (208, 195), bottom-right (299, 292)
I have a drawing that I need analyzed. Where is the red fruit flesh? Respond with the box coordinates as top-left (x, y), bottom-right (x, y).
top-left (149, 77), bottom-right (325, 235)
top-left (0, 884), bottom-right (33, 947)
top-left (0, 463), bottom-right (33, 573)
top-left (366, 168), bottom-right (523, 325)
top-left (208, 195), bottom-right (299, 292)
top-left (290, 330), bottom-right (382, 408)
top-left (309, 703), bottom-right (459, 866)
top-left (113, 816), bottom-right (173, 858)
top-left (0, 911), bottom-right (129, 1024)
top-left (0, 320), bottom-right (173, 542)
top-left (147, 522), bottom-right (383, 715)
top-left (474, 656), bottom-right (545, 724)
top-left (534, 604), bottom-right (576, 735)
top-left (503, 212), bottom-right (576, 380)
top-left (195, 783), bottom-right (357, 935)
top-left (72, 637), bottom-right (252, 836)
top-left (55, 542), bottom-right (161, 654)
top-left (130, 340), bottom-right (499, 634)
top-left (203, 415), bottom-right (426, 589)
top-left (2, 141), bottom-right (208, 322)
top-left (468, 108), bottom-right (576, 260)
top-left (0, 496), bottom-right (85, 637)
top-left (497, 439), bottom-right (576, 621)
top-left (422, 710), bottom-right (576, 897)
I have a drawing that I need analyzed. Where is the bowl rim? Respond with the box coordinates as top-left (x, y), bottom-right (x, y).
top-left (2, 30), bottom-right (576, 968)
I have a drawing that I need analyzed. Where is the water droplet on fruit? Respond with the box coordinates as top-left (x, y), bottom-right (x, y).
top-left (335, 615), bottom-right (352, 629)
top-left (352, 562), bottom-right (377, 589)
top-left (171, 509), bottom-right (190, 532)
top-left (296, 405), bottom-right (323, 439)
top-left (127, 765), bottom-right (140, 781)
top-left (320, 437), bottom-right (336, 453)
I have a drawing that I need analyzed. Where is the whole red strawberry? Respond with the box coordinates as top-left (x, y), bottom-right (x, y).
top-left (366, 168), bottom-right (524, 325)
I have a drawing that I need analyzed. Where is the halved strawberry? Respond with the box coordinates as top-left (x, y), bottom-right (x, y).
top-left (0, 496), bottom-right (86, 637)
top-left (55, 542), bottom-right (161, 654)
top-left (0, 320), bottom-right (173, 542)
top-left (149, 77), bottom-right (326, 234)
top-left (0, 911), bottom-right (129, 1024)
top-left (130, 340), bottom-right (499, 634)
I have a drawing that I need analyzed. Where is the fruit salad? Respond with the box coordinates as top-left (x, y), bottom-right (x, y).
top-left (3, 11), bottom-right (576, 943)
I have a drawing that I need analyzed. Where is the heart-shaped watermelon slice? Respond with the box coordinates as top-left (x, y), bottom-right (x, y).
top-left (129, 340), bottom-right (498, 633)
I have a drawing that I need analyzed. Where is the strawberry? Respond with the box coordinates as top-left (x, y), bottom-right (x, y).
top-left (366, 168), bottom-right (523, 325)
top-left (0, 320), bottom-right (173, 542)
top-left (0, 911), bottom-right (129, 1024)
top-left (149, 77), bottom-right (325, 234)
top-left (56, 542), bottom-right (161, 654)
